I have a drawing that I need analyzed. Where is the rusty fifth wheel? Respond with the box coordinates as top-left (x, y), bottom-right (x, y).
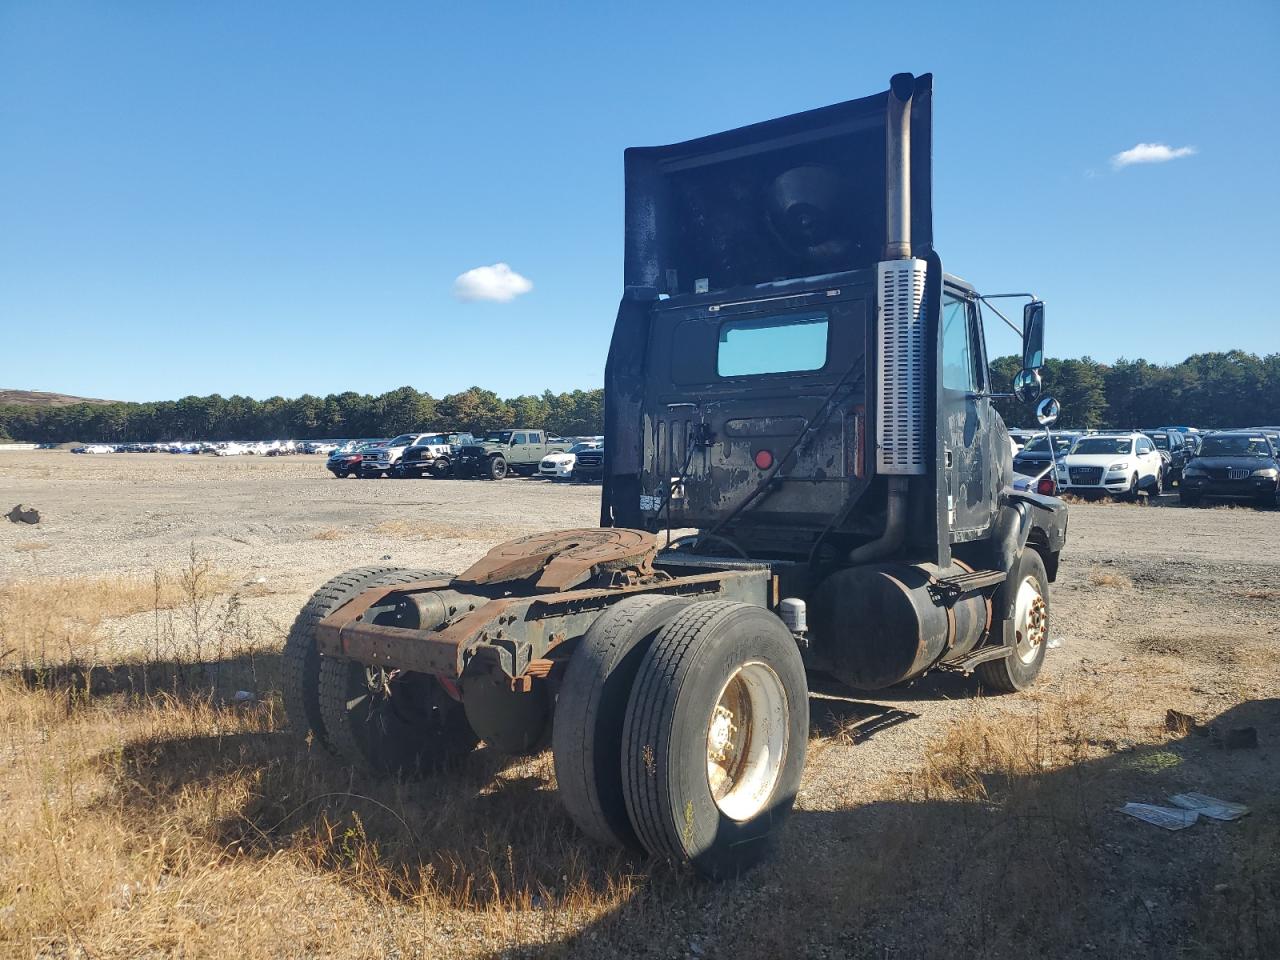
top-left (621, 600), bottom-right (808, 879)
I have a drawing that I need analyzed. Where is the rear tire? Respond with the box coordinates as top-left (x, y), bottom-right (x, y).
top-left (977, 549), bottom-right (1050, 693)
top-left (621, 600), bottom-right (808, 879)
top-left (553, 595), bottom-right (689, 849)
top-left (319, 658), bottom-right (477, 776)
top-left (283, 566), bottom-right (411, 747)
top-left (314, 567), bottom-right (475, 775)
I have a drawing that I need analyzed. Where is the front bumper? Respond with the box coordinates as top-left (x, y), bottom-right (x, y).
top-left (1181, 475), bottom-right (1278, 500)
top-left (1057, 473), bottom-right (1132, 494)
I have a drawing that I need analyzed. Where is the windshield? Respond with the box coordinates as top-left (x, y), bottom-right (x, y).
top-left (1072, 437), bottom-right (1133, 456)
top-left (415, 434), bottom-right (449, 445)
top-left (1199, 436), bottom-right (1272, 458)
top-left (1149, 434), bottom-right (1170, 450)
top-left (480, 431), bottom-right (513, 443)
top-left (570, 442), bottom-right (599, 454)
top-left (387, 435), bottom-right (417, 446)
top-left (1021, 435), bottom-right (1074, 454)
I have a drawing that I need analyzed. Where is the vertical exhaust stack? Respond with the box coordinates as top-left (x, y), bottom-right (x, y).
top-left (854, 73), bottom-right (927, 563)
top-left (883, 72), bottom-right (915, 262)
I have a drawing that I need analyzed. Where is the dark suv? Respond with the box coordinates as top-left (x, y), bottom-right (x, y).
top-left (1013, 432), bottom-right (1078, 478)
top-left (1142, 429), bottom-right (1192, 485)
top-left (1180, 433), bottom-right (1279, 507)
top-left (392, 432), bottom-right (475, 478)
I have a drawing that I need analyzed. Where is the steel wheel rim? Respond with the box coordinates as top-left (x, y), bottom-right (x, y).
top-left (705, 661), bottom-right (788, 822)
top-left (1013, 574), bottom-right (1047, 664)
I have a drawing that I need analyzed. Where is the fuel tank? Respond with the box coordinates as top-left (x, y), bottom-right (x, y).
top-left (808, 562), bottom-right (989, 690)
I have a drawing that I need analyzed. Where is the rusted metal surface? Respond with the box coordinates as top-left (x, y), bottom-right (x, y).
top-left (456, 528), bottom-right (660, 592)
top-left (318, 563), bottom-right (769, 681)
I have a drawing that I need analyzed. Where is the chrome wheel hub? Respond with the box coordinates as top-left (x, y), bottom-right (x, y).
top-left (1013, 575), bottom-right (1048, 664)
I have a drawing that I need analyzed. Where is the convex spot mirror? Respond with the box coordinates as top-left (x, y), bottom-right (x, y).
top-left (1036, 395), bottom-right (1061, 428)
top-left (1013, 368), bottom-right (1042, 404)
top-left (1022, 300), bottom-right (1045, 371)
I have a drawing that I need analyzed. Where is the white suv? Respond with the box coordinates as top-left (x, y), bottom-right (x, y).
top-left (1055, 432), bottom-right (1164, 500)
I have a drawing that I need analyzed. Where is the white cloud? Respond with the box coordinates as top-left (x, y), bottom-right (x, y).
top-left (1110, 142), bottom-right (1197, 170)
top-left (452, 262), bottom-right (533, 302)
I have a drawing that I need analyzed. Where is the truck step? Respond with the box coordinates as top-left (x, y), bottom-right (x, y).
top-left (940, 644), bottom-right (1011, 675)
top-left (929, 568), bottom-right (1006, 603)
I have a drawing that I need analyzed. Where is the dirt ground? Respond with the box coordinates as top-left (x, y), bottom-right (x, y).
top-left (1, 451), bottom-right (1277, 959)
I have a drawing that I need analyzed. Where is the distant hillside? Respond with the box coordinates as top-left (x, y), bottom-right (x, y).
top-left (0, 389), bottom-right (118, 407)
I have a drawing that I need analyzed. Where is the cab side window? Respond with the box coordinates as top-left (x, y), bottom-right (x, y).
top-left (512, 433), bottom-right (527, 445)
top-left (1137, 438), bottom-right (1153, 455)
top-left (942, 293), bottom-right (984, 393)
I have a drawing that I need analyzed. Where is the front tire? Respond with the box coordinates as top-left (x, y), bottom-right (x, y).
top-left (977, 549), bottom-right (1050, 693)
top-left (621, 600), bottom-right (808, 879)
top-left (1180, 492), bottom-right (1201, 507)
top-left (430, 458), bottom-right (451, 479)
top-left (486, 456), bottom-right (508, 480)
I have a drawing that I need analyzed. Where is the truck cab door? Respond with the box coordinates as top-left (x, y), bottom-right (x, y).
top-left (941, 288), bottom-right (1000, 539)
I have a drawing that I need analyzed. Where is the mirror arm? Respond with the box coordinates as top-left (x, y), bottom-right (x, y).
top-left (977, 296), bottom-right (1022, 337)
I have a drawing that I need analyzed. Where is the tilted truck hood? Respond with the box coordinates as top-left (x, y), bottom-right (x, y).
top-left (621, 74), bottom-right (933, 295)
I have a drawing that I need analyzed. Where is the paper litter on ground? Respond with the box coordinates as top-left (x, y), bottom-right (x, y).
top-left (1167, 793), bottom-right (1250, 821)
top-left (1121, 802), bottom-right (1200, 831)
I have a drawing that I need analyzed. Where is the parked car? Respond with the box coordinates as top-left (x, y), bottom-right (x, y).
top-left (326, 439), bottom-right (384, 478)
top-left (453, 429), bottom-right (572, 480)
top-left (1012, 432), bottom-right (1078, 477)
top-left (1180, 432), bottom-right (1279, 507)
top-left (392, 432), bottom-right (476, 478)
top-left (570, 443), bottom-right (605, 483)
top-left (357, 434), bottom-right (431, 477)
top-left (1007, 429), bottom-right (1035, 451)
top-left (1054, 432), bottom-right (1164, 500)
top-left (1141, 429), bottom-right (1192, 485)
top-left (539, 441), bottom-right (602, 481)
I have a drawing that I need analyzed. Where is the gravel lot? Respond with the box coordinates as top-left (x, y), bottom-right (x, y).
top-left (2, 449), bottom-right (1277, 738)
top-left (2, 450), bottom-right (1277, 957)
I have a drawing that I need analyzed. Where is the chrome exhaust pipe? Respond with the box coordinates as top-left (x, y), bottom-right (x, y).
top-left (883, 72), bottom-right (915, 261)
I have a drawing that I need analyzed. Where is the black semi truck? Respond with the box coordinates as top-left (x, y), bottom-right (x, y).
top-left (284, 72), bottom-right (1068, 878)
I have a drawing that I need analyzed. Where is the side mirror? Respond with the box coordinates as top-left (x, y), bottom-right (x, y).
top-left (1013, 368), bottom-right (1042, 404)
top-left (1035, 395), bottom-right (1061, 427)
top-left (1022, 300), bottom-right (1045, 371)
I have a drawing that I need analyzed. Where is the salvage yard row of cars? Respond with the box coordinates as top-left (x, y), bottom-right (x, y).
top-left (323, 430), bottom-right (605, 483)
top-left (1011, 425), bottom-right (1280, 508)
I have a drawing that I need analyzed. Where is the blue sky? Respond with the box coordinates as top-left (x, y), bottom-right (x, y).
top-left (1, 0), bottom-right (1277, 403)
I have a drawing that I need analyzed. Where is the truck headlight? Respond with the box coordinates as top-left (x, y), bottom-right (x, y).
top-left (1108, 461), bottom-right (1129, 471)
top-left (1251, 467), bottom-right (1279, 478)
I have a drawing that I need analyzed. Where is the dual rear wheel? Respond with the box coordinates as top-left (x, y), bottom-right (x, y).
top-left (552, 596), bottom-right (809, 878)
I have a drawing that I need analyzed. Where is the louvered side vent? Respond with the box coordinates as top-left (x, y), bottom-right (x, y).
top-left (876, 258), bottom-right (928, 475)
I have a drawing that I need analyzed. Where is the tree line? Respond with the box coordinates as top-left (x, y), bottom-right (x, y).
top-left (0, 386), bottom-right (604, 443)
top-left (1, 350), bottom-right (1276, 443)
top-left (989, 351), bottom-right (1280, 430)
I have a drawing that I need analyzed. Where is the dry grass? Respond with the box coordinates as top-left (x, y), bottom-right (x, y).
top-left (1234, 587), bottom-right (1280, 601)
top-left (0, 552), bottom-right (235, 667)
top-left (12, 540), bottom-right (50, 552)
top-left (0, 564), bottom-right (1275, 959)
top-left (310, 527), bottom-right (344, 541)
top-left (374, 518), bottom-right (520, 542)
top-left (1088, 567), bottom-right (1135, 589)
